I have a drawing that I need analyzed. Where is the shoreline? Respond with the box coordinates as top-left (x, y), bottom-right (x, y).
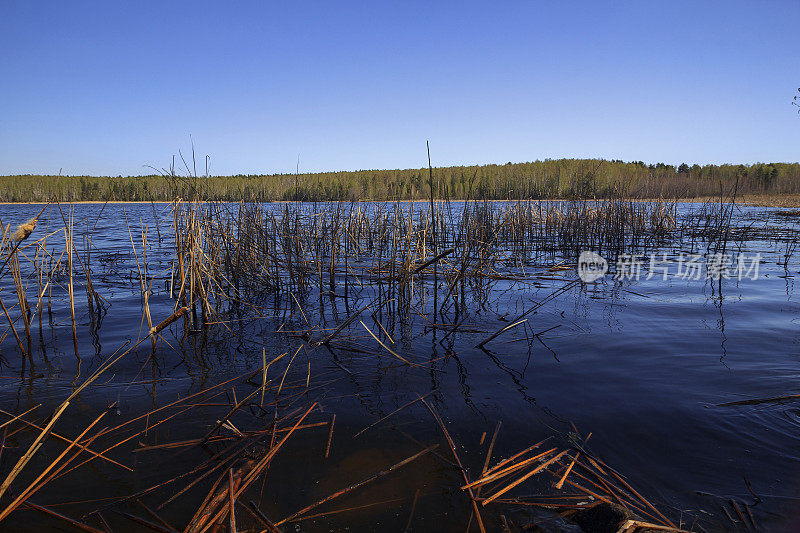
top-left (0, 193), bottom-right (798, 207)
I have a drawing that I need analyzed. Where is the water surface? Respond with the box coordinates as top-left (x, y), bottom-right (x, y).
top-left (0, 202), bottom-right (797, 532)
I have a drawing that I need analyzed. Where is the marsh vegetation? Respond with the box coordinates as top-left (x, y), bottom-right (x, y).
top-left (0, 173), bottom-right (796, 531)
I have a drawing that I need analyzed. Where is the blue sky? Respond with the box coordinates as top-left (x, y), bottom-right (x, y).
top-left (1, 1), bottom-right (798, 176)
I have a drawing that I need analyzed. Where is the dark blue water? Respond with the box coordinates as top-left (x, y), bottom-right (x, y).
top-left (0, 201), bottom-right (797, 531)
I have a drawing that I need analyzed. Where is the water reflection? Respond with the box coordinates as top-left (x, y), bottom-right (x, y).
top-left (0, 202), bottom-right (797, 531)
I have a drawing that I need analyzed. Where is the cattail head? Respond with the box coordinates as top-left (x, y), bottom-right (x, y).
top-left (11, 218), bottom-right (37, 242)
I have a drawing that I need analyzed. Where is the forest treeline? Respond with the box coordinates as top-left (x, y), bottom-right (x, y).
top-left (1, 159), bottom-right (799, 202)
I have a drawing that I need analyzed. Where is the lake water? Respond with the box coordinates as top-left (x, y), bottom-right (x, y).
top-left (0, 201), bottom-right (797, 532)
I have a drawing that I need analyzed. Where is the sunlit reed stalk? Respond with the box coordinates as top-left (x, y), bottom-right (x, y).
top-left (9, 250), bottom-right (31, 355)
top-left (66, 209), bottom-right (78, 359)
top-left (0, 291), bottom-right (26, 359)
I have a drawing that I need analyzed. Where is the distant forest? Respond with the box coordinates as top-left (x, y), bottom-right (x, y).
top-left (1, 159), bottom-right (799, 202)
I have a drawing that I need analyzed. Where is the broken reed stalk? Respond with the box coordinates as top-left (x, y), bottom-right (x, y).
top-left (616, 520), bottom-right (693, 533)
top-left (114, 509), bottom-right (175, 533)
top-left (136, 500), bottom-right (179, 533)
top-left (360, 320), bottom-right (414, 365)
top-left (482, 421), bottom-right (502, 474)
top-left (246, 501), bottom-right (281, 533)
top-left (555, 452), bottom-right (580, 490)
top-left (0, 411), bottom-right (107, 521)
top-left (466, 420), bottom-right (502, 531)
top-left (476, 318), bottom-right (527, 349)
top-left (324, 413), bottom-right (335, 458)
top-left (482, 440), bottom-right (549, 479)
top-left (260, 348), bottom-right (268, 407)
top-left (0, 408), bottom-right (130, 471)
top-left (352, 391), bottom-right (436, 439)
top-left (481, 449), bottom-right (569, 506)
top-left (228, 468), bottom-right (237, 533)
top-left (276, 444), bottom-right (438, 526)
top-left (462, 447), bottom-right (556, 490)
top-left (192, 402), bottom-right (318, 533)
top-left (420, 398), bottom-right (487, 533)
top-left (0, 306), bottom-right (188, 508)
top-left (23, 501), bottom-right (104, 533)
top-left (0, 404), bottom-right (41, 432)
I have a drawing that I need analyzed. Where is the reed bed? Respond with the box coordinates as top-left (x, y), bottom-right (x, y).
top-left (167, 197), bottom-right (681, 324)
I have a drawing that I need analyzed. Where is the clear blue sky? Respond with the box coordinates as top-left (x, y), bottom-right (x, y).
top-left (1, 1), bottom-right (798, 176)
